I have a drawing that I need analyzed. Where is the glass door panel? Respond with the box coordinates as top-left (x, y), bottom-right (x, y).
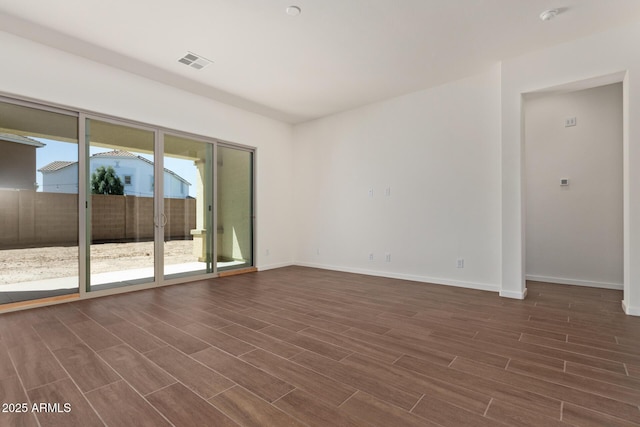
top-left (86, 118), bottom-right (156, 291)
top-left (163, 134), bottom-right (213, 279)
top-left (0, 101), bottom-right (79, 304)
top-left (216, 146), bottom-right (253, 272)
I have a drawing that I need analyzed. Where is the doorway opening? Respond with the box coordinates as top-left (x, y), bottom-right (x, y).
top-left (523, 81), bottom-right (623, 308)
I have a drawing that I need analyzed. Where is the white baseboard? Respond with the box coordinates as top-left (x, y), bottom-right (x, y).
top-left (499, 288), bottom-right (528, 300)
top-left (257, 262), bottom-right (294, 272)
top-left (622, 300), bottom-right (640, 316)
top-left (526, 275), bottom-right (623, 290)
top-left (247, 263), bottom-right (637, 317)
top-left (293, 262), bottom-right (500, 293)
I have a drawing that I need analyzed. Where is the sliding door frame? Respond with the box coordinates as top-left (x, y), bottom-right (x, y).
top-left (159, 131), bottom-right (219, 283)
top-left (216, 141), bottom-right (257, 271)
top-left (0, 95), bottom-right (81, 306)
top-left (0, 92), bottom-right (256, 310)
top-left (82, 113), bottom-right (159, 295)
top-left (79, 115), bottom-right (87, 298)
top-left (155, 128), bottom-right (164, 286)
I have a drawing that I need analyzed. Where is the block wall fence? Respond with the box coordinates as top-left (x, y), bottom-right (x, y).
top-left (0, 189), bottom-right (195, 248)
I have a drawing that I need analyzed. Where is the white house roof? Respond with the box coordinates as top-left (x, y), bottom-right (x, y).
top-left (39, 160), bottom-right (76, 172)
top-left (91, 150), bottom-right (138, 159)
top-left (40, 150), bottom-right (191, 185)
top-left (0, 133), bottom-right (46, 148)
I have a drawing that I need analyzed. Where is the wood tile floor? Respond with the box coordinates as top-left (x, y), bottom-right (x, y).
top-left (1, 266), bottom-right (639, 426)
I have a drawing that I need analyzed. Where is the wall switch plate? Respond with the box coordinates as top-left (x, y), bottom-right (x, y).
top-left (368, 188), bottom-right (374, 197)
top-left (457, 258), bottom-right (464, 268)
top-left (369, 253), bottom-right (374, 261)
top-left (385, 187), bottom-right (391, 197)
top-left (385, 253), bottom-right (391, 262)
top-left (266, 249), bottom-right (270, 256)
top-left (565, 117), bottom-right (577, 127)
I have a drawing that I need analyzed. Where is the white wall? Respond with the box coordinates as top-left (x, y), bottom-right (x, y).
top-left (501, 21), bottom-right (640, 313)
top-left (0, 30), bottom-right (295, 271)
top-left (524, 84), bottom-right (623, 289)
top-left (293, 66), bottom-right (502, 291)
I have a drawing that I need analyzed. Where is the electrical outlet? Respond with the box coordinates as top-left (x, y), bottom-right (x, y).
top-left (369, 253), bottom-right (374, 261)
top-left (457, 258), bottom-right (464, 268)
top-left (385, 253), bottom-right (391, 262)
top-left (565, 117), bottom-right (577, 127)
top-left (368, 188), bottom-right (374, 197)
top-left (266, 249), bottom-right (270, 256)
top-left (385, 187), bottom-right (391, 197)
top-left (316, 248), bottom-right (320, 255)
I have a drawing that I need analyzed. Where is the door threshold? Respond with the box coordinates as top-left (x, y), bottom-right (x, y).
top-left (218, 267), bottom-right (258, 278)
top-left (0, 293), bottom-right (80, 313)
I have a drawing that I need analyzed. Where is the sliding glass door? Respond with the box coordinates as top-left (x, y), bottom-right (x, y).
top-left (86, 118), bottom-right (156, 291)
top-left (162, 138), bottom-right (255, 277)
top-left (162, 134), bottom-right (214, 279)
top-left (216, 145), bottom-right (254, 272)
top-left (0, 97), bottom-right (255, 310)
top-left (85, 122), bottom-right (255, 289)
top-left (0, 100), bottom-right (79, 305)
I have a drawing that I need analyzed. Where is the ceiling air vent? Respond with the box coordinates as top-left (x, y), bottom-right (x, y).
top-left (178, 52), bottom-right (212, 70)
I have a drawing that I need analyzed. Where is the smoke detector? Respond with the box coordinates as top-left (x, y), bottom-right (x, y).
top-left (539, 9), bottom-right (559, 21)
top-left (178, 52), bottom-right (212, 70)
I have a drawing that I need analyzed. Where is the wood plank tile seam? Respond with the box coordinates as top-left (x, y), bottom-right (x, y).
top-left (1, 266), bottom-right (639, 426)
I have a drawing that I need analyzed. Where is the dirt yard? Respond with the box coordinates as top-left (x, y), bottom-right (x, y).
top-left (0, 240), bottom-right (198, 284)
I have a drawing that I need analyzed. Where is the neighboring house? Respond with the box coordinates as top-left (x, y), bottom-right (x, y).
top-left (39, 150), bottom-right (191, 198)
top-left (38, 161), bottom-right (78, 193)
top-left (0, 133), bottom-right (45, 190)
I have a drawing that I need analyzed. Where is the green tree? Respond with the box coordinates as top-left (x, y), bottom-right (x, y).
top-left (91, 165), bottom-right (124, 195)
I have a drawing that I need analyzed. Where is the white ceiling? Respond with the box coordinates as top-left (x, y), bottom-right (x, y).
top-left (1, 0), bottom-right (640, 123)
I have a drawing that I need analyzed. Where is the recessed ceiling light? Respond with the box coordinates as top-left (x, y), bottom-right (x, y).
top-left (539, 8), bottom-right (559, 21)
top-left (178, 52), bottom-right (212, 70)
top-left (286, 5), bottom-right (301, 16)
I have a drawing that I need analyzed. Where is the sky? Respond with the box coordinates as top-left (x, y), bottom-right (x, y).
top-left (34, 138), bottom-right (198, 197)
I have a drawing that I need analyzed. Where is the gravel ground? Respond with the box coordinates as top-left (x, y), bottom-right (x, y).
top-left (0, 240), bottom-right (198, 285)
